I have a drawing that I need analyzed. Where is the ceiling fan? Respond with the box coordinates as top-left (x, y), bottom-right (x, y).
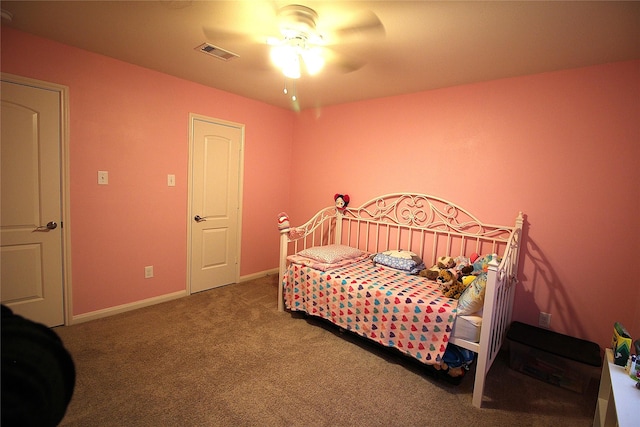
top-left (203, 3), bottom-right (385, 79)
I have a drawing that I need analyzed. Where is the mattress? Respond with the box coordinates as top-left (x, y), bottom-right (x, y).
top-left (451, 314), bottom-right (482, 342)
top-left (283, 259), bottom-right (459, 365)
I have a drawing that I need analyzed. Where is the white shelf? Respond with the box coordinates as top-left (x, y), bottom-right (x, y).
top-left (593, 348), bottom-right (638, 427)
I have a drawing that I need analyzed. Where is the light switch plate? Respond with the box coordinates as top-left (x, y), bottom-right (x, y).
top-left (98, 171), bottom-right (108, 185)
top-left (167, 174), bottom-right (176, 187)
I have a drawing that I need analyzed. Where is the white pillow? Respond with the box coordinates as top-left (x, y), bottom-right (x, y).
top-left (297, 244), bottom-right (364, 264)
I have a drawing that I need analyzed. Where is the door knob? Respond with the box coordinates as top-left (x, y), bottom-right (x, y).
top-left (35, 221), bottom-right (58, 232)
top-left (194, 215), bottom-right (206, 222)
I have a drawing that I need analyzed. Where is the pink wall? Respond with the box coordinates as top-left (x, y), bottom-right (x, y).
top-left (291, 60), bottom-right (640, 349)
top-left (1, 27), bottom-right (293, 315)
top-left (3, 27), bottom-right (638, 349)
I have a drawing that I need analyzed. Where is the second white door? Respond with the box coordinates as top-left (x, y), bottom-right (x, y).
top-left (189, 115), bottom-right (243, 293)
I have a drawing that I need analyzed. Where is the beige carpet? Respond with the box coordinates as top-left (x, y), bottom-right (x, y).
top-left (55, 274), bottom-right (597, 426)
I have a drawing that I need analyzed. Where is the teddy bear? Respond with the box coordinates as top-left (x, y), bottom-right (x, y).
top-left (419, 266), bottom-right (440, 280)
top-left (436, 269), bottom-right (468, 299)
top-left (419, 255), bottom-right (457, 280)
top-left (437, 256), bottom-right (455, 269)
top-left (453, 254), bottom-right (480, 277)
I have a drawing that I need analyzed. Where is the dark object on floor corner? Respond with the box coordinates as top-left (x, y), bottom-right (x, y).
top-left (507, 321), bottom-right (601, 394)
top-left (1, 305), bottom-right (76, 427)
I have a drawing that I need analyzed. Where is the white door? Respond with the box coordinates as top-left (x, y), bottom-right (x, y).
top-left (189, 115), bottom-right (243, 293)
top-left (1, 78), bottom-right (66, 327)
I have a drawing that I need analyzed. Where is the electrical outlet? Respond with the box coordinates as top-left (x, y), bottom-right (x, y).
top-left (539, 312), bottom-right (551, 328)
top-left (144, 265), bottom-right (154, 279)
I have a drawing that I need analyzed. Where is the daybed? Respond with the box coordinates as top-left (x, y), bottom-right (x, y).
top-left (277, 193), bottom-right (523, 408)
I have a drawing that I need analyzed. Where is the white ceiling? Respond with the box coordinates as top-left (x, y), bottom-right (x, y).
top-left (2, 1), bottom-right (639, 111)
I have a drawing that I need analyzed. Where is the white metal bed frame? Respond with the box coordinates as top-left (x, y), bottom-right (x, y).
top-left (278, 193), bottom-right (524, 408)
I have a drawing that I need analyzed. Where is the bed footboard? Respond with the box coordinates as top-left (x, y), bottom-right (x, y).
top-left (451, 216), bottom-right (523, 407)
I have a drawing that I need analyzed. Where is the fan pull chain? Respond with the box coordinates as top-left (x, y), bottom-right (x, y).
top-left (283, 78), bottom-right (297, 102)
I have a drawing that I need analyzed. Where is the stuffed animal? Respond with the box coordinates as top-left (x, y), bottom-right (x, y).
top-left (436, 269), bottom-right (468, 299)
top-left (334, 194), bottom-right (350, 211)
top-left (433, 344), bottom-right (475, 378)
top-left (433, 360), bottom-right (465, 378)
top-left (277, 212), bottom-right (290, 230)
top-left (419, 266), bottom-right (440, 280)
top-left (461, 275), bottom-right (476, 287)
top-left (437, 256), bottom-right (456, 269)
top-left (420, 254), bottom-right (486, 282)
top-left (452, 255), bottom-right (475, 276)
top-left (419, 255), bottom-right (457, 280)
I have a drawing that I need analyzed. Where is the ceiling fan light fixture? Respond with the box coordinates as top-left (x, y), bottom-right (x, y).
top-left (301, 47), bottom-right (324, 75)
top-left (270, 44), bottom-right (301, 79)
top-left (282, 55), bottom-right (301, 79)
top-left (270, 38), bottom-right (324, 78)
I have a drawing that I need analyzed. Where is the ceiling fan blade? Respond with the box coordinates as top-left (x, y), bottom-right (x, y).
top-left (237, 43), bottom-right (275, 71)
top-left (201, 1), bottom-right (281, 45)
top-left (330, 10), bottom-right (385, 42)
top-left (202, 26), bottom-right (273, 46)
top-left (322, 48), bottom-right (367, 74)
top-left (203, 26), bottom-right (245, 43)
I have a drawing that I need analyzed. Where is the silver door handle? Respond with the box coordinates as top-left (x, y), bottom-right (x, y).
top-left (35, 221), bottom-right (57, 231)
top-left (194, 215), bottom-right (206, 223)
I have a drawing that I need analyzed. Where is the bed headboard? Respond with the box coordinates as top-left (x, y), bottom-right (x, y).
top-left (281, 193), bottom-right (523, 268)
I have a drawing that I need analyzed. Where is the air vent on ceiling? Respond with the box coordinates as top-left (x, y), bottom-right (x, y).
top-left (196, 43), bottom-right (239, 61)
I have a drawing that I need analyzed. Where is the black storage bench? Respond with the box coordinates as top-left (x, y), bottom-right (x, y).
top-left (507, 321), bottom-right (601, 393)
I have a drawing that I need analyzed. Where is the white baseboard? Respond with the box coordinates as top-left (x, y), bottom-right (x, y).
top-left (69, 269), bottom-right (278, 325)
top-left (239, 268), bottom-right (279, 282)
top-left (70, 290), bottom-right (188, 325)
